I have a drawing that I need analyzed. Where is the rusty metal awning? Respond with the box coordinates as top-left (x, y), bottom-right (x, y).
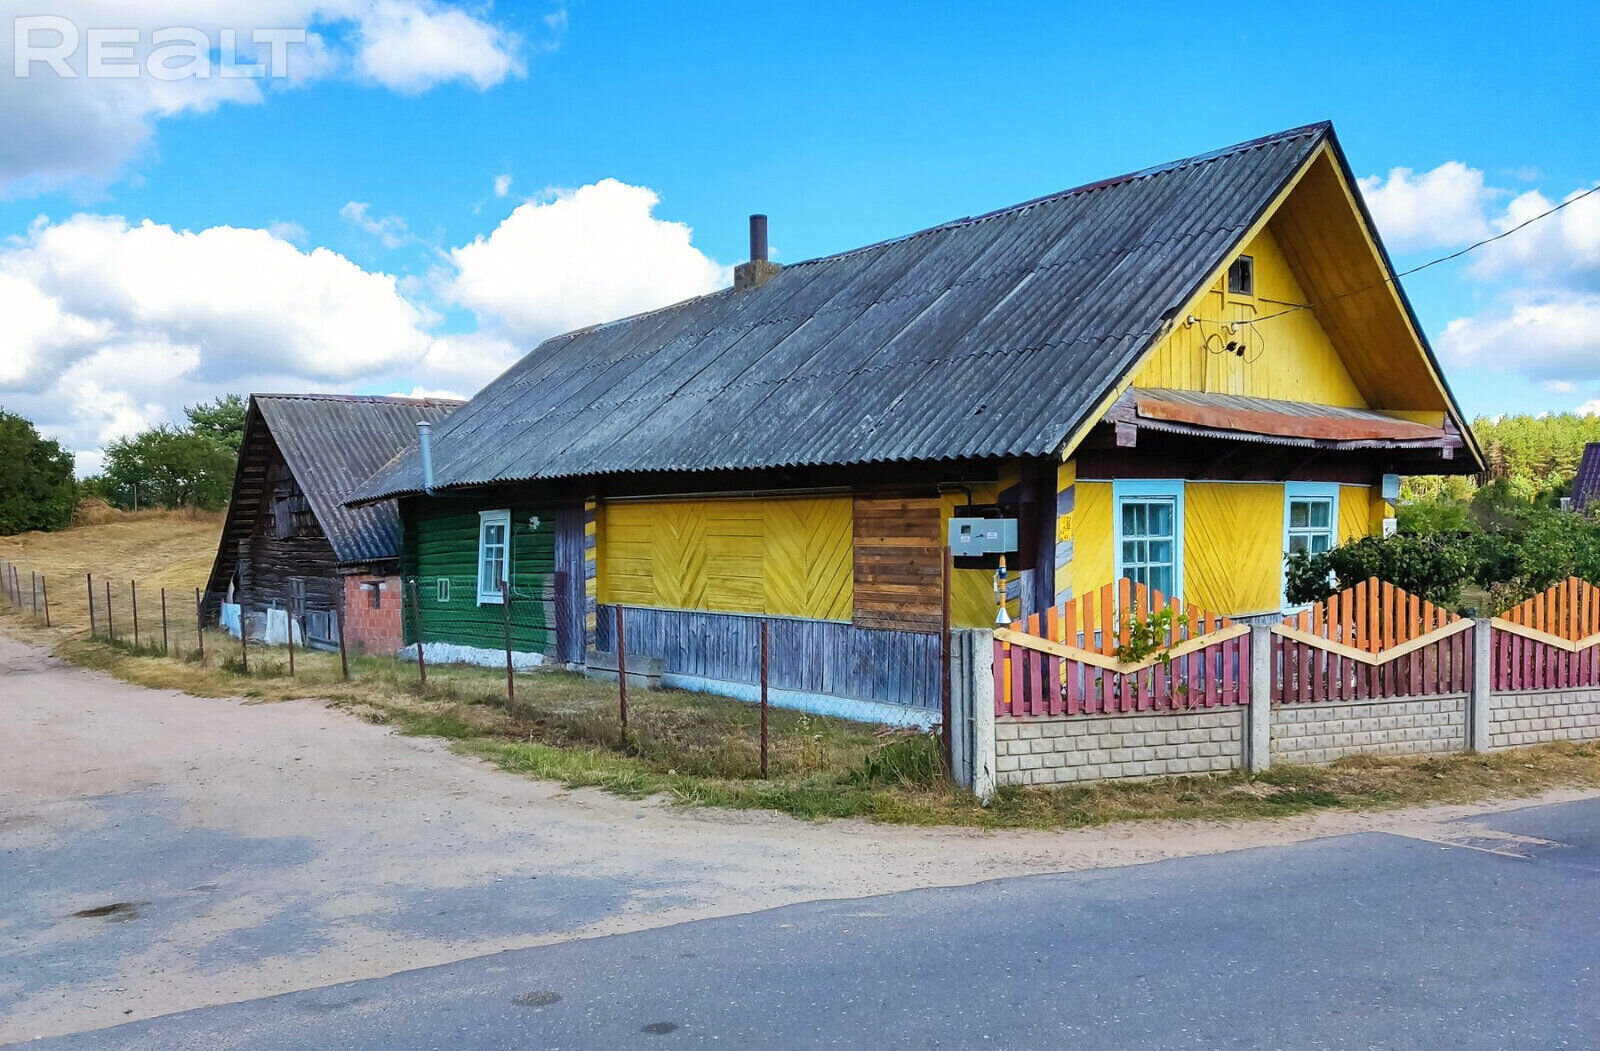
top-left (1105, 389), bottom-right (1462, 457)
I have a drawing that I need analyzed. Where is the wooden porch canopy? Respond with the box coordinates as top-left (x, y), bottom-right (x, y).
top-left (1102, 389), bottom-right (1467, 465)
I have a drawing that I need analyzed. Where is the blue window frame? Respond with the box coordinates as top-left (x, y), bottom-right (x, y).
top-left (1113, 480), bottom-right (1184, 600)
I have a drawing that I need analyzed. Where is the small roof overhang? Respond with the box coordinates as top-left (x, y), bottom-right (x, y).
top-left (1102, 389), bottom-right (1470, 468)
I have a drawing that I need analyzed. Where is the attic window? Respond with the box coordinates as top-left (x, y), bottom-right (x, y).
top-left (1227, 255), bottom-right (1255, 297)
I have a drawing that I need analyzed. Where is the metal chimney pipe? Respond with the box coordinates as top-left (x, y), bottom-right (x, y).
top-left (748, 214), bottom-right (768, 263)
top-left (417, 420), bottom-right (435, 495)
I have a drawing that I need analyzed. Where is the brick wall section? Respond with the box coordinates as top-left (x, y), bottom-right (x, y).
top-left (994, 709), bottom-right (1246, 786)
top-left (1270, 696), bottom-right (1467, 765)
top-left (342, 574), bottom-right (404, 655)
top-left (1487, 689), bottom-right (1600, 750)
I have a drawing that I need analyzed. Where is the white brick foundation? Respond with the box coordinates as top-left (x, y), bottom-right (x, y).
top-left (992, 709), bottom-right (1247, 786)
top-left (1270, 695), bottom-right (1467, 764)
top-left (1487, 689), bottom-right (1600, 750)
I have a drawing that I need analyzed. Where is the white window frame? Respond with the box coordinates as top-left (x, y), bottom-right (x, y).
top-left (1283, 482), bottom-right (1340, 609)
top-left (477, 509), bottom-right (511, 605)
top-left (1112, 479), bottom-right (1184, 602)
top-left (436, 577), bottom-right (450, 604)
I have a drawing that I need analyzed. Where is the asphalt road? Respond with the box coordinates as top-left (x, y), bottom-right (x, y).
top-left (24, 797), bottom-right (1600, 1050)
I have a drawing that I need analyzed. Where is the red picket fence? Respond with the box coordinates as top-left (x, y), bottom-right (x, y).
top-left (1492, 578), bottom-right (1600, 691)
top-left (1271, 578), bottom-right (1471, 703)
top-left (994, 579), bottom-right (1248, 716)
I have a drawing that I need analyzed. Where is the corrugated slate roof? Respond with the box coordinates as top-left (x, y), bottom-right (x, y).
top-left (1573, 443), bottom-right (1600, 513)
top-left (355, 123), bottom-right (1335, 503)
top-left (255, 394), bottom-right (463, 564)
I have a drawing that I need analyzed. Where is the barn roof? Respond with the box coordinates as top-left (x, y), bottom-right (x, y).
top-left (1572, 443), bottom-right (1600, 513)
top-left (353, 121), bottom-right (1472, 503)
top-left (205, 395), bottom-right (462, 596)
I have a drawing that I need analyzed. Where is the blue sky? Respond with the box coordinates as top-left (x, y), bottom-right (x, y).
top-left (1, 1), bottom-right (1596, 471)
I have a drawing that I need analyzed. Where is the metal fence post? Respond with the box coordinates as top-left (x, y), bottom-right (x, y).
top-left (615, 605), bottom-right (629, 735)
top-left (1248, 624), bottom-right (1272, 772)
top-left (130, 580), bottom-right (140, 649)
top-left (407, 578), bottom-right (427, 688)
top-left (760, 617), bottom-right (770, 779)
top-left (161, 588), bottom-right (169, 655)
top-left (195, 588), bottom-right (205, 662)
top-left (105, 581), bottom-right (114, 641)
top-left (41, 575), bottom-right (50, 627)
top-left (501, 581), bottom-right (514, 708)
top-left (941, 546), bottom-right (953, 771)
top-left (87, 574), bottom-right (96, 639)
top-left (31, 572), bottom-right (38, 617)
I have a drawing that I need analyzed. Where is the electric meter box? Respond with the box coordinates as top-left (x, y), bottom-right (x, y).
top-left (948, 516), bottom-right (1018, 559)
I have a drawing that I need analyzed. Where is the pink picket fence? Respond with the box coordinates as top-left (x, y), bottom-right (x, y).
top-left (993, 580), bottom-right (1249, 716)
top-left (1492, 578), bottom-right (1600, 691)
top-left (1271, 578), bottom-right (1472, 703)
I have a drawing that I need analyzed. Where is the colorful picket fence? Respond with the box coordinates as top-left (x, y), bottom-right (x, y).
top-left (1270, 577), bottom-right (1472, 702)
top-left (1491, 577), bottom-right (1600, 691)
top-left (993, 579), bottom-right (1249, 716)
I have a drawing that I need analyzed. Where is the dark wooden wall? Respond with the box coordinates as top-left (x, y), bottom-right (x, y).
top-left (852, 494), bottom-right (942, 633)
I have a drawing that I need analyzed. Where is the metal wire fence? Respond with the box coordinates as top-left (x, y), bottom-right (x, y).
top-left (0, 557), bottom-right (946, 785)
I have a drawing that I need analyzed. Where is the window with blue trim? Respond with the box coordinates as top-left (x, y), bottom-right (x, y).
top-left (1120, 497), bottom-right (1177, 597)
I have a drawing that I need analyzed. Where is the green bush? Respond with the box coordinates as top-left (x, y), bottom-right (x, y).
top-left (1285, 533), bottom-right (1479, 609)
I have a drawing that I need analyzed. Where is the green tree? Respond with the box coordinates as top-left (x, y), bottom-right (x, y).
top-left (101, 426), bottom-right (236, 511)
top-left (184, 394), bottom-right (247, 455)
top-left (0, 410), bottom-right (77, 534)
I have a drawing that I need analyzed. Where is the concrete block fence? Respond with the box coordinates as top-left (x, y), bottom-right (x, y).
top-left (963, 619), bottom-right (1600, 801)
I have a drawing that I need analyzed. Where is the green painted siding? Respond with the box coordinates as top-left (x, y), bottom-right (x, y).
top-left (402, 496), bottom-right (559, 655)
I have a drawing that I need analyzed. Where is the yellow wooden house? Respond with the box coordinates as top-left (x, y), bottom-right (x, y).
top-left (354, 121), bottom-right (1481, 722)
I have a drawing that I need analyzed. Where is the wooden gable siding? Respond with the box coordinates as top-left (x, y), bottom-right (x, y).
top-left (602, 495), bottom-right (852, 621)
top-left (852, 494), bottom-right (942, 633)
top-left (237, 444), bottom-right (339, 616)
top-left (1132, 225), bottom-right (1365, 407)
top-left (403, 496), bottom-right (560, 655)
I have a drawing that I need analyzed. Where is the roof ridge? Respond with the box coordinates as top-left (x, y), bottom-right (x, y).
top-left (253, 393), bottom-right (467, 406)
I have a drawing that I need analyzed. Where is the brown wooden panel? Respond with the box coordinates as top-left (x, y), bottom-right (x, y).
top-left (853, 494), bottom-right (942, 634)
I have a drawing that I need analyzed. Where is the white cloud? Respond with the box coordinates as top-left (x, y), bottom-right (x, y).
top-left (1471, 186), bottom-right (1600, 282)
top-left (493, 173), bottom-right (513, 198)
top-left (444, 178), bottom-right (729, 342)
top-left (340, 200), bottom-right (411, 248)
top-left (0, 2), bottom-right (529, 197)
top-left (1578, 399), bottom-right (1600, 417)
top-left (1359, 162), bottom-right (1496, 252)
top-left (0, 213), bottom-right (438, 468)
top-left (1437, 291), bottom-right (1600, 383)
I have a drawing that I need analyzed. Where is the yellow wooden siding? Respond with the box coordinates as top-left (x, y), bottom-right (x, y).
top-left (1131, 227), bottom-right (1366, 407)
top-left (1184, 483), bottom-right (1284, 615)
top-left (1071, 481), bottom-right (1115, 601)
top-left (601, 496), bottom-right (852, 619)
top-left (1339, 485), bottom-right (1375, 542)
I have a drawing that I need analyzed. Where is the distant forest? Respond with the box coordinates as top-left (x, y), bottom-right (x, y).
top-left (1404, 412), bottom-right (1600, 506)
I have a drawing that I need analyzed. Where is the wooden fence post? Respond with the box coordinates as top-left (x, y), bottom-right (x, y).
top-left (195, 588), bottom-right (205, 662)
top-left (41, 575), bottom-right (50, 627)
top-left (615, 605), bottom-right (628, 735)
top-left (130, 580), bottom-right (140, 649)
top-left (336, 589), bottom-right (350, 682)
top-left (239, 602), bottom-right (249, 673)
top-left (760, 617), bottom-right (770, 779)
top-left (285, 598), bottom-right (296, 678)
top-left (105, 580), bottom-right (114, 641)
top-left (87, 573), bottom-right (96, 639)
top-left (407, 579), bottom-right (426, 688)
top-left (31, 572), bottom-right (38, 617)
top-left (501, 581), bottom-right (514, 708)
top-left (161, 588), bottom-right (169, 655)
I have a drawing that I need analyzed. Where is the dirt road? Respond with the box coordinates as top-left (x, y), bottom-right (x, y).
top-left (4, 631), bottom-right (1596, 1042)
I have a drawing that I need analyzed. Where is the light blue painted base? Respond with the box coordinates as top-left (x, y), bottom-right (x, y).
top-left (660, 673), bottom-right (938, 730)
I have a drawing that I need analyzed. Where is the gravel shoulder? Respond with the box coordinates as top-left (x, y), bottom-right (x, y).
top-left (4, 630), bottom-right (1596, 1042)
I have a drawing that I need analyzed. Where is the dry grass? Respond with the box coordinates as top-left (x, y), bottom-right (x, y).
top-left (6, 514), bottom-right (1600, 829)
top-left (0, 506), bottom-right (222, 632)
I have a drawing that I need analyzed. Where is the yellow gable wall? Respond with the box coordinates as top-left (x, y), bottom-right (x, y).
top-left (1131, 226), bottom-right (1367, 408)
top-left (601, 495), bottom-right (852, 620)
top-left (1069, 473), bottom-right (1380, 617)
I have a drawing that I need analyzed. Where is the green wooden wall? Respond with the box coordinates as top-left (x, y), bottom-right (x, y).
top-left (401, 495), bottom-right (559, 655)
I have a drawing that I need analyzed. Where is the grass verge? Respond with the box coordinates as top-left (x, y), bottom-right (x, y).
top-left (7, 606), bottom-right (1600, 829)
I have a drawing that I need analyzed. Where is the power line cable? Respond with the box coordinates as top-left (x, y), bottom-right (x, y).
top-left (1250, 181), bottom-right (1600, 325)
